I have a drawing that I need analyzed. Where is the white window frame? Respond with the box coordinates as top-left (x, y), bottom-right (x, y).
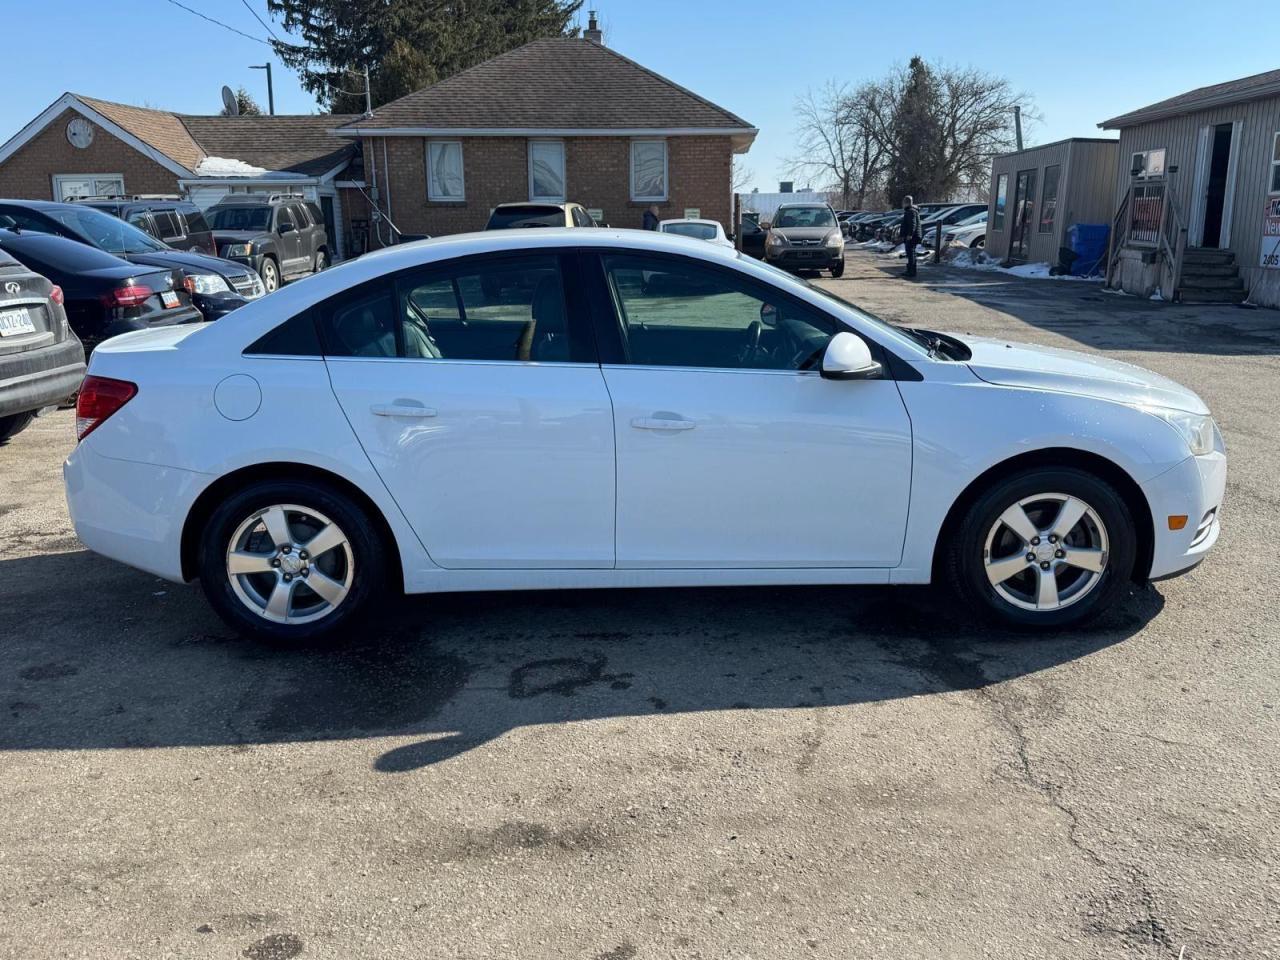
top-left (527, 139), bottom-right (566, 203)
top-left (1131, 148), bottom-right (1167, 180)
top-left (425, 140), bottom-right (465, 202)
top-left (1270, 132), bottom-right (1280, 195)
top-left (629, 139), bottom-right (669, 202)
top-left (52, 173), bottom-right (124, 201)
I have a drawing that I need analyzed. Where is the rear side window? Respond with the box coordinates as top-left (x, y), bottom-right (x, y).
top-left (185, 210), bottom-right (212, 235)
top-left (319, 284), bottom-right (397, 357)
top-left (151, 210), bottom-right (184, 241)
top-left (245, 311), bottom-right (323, 357)
top-left (305, 203), bottom-right (323, 226)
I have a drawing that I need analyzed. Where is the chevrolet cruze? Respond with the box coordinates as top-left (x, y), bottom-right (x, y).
top-left (63, 230), bottom-right (1225, 642)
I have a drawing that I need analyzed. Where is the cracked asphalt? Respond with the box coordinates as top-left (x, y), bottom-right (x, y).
top-left (1, 249), bottom-right (1277, 959)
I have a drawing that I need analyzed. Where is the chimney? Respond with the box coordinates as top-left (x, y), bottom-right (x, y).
top-left (584, 10), bottom-right (603, 44)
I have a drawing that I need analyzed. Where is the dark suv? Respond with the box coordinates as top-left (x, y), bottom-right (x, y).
top-left (206, 194), bottom-right (329, 292)
top-left (75, 197), bottom-right (216, 257)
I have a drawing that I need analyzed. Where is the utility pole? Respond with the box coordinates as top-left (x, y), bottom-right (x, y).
top-left (250, 63), bottom-right (275, 115)
top-left (363, 64), bottom-right (373, 116)
top-left (1013, 105), bottom-right (1023, 152)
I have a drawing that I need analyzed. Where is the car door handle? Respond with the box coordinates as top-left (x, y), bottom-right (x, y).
top-left (631, 416), bottom-right (696, 431)
top-left (371, 401), bottom-right (438, 419)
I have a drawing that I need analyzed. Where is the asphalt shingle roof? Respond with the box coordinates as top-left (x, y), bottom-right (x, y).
top-left (336, 38), bottom-right (754, 132)
top-left (77, 95), bottom-right (206, 170)
top-left (179, 114), bottom-right (359, 176)
top-left (1100, 67), bottom-right (1280, 128)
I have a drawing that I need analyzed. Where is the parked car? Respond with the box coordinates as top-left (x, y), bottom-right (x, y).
top-left (0, 200), bottom-right (263, 321)
top-left (484, 202), bottom-right (598, 229)
top-left (63, 229), bottom-right (1226, 642)
top-left (764, 202), bottom-right (846, 277)
top-left (0, 227), bottom-right (202, 358)
top-left (206, 194), bottom-right (330, 293)
top-left (924, 211), bottom-right (988, 250)
top-left (738, 212), bottom-right (767, 259)
top-left (74, 196), bottom-right (217, 257)
top-left (0, 242), bottom-right (84, 443)
top-left (851, 213), bottom-right (890, 241)
top-left (659, 218), bottom-right (734, 248)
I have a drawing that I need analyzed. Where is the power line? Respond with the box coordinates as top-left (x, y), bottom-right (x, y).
top-left (240, 0), bottom-right (281, 43)
top-left (161, 0), bottom-right (269, 45)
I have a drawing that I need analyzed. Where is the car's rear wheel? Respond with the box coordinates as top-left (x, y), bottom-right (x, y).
top-left (946, 467), bottom-right (1136, 629)
top-left (199, 480), bottom-right (386, 642)
top-left (314, 250), bottom-right (328, 273)
top-left (260, 258), bottom-right (279, 293)
top-left (972, 236), bottom-right (985, 249)
top-left (0, 411), bottom-right (35, 444)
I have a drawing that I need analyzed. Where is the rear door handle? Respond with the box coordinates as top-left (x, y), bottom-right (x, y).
top-left (631, 416), bottom-right (696, 431)
top-left (371, 401), bottom-right (438, 419)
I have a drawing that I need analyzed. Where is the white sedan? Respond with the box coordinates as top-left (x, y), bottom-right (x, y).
top-left (658, 218), bottom-right (734, 248)
top-left (64, 230), bottom-right (1225, 642)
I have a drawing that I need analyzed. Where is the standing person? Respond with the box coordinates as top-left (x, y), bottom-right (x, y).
top-left (642, 204), bottom-right (660, 231)
top-left (900, 195), bottom-right (921, 278)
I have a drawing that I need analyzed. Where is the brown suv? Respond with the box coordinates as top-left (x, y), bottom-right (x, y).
top-left (764, 202), bottom-right (846, 277)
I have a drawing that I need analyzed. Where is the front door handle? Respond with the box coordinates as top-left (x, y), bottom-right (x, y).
top-left (631, 416), bottom-right (696, 431)
top-left (371, 401), bottom-right (438, 419)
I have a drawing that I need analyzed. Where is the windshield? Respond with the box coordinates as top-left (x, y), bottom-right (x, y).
top-left (956, 211), bottom-right (988, 226)
top-left (208, 206), bottom-right (272, 231)
top-left (46, 205), bottom-right (167, 254)
top-left (773, 206), bottom-right (836, 228)
top-left (662, 222), bottom-right (717, 240)
top-left (486, 206), bottom-right (563, 229)
top-left (745, 254), bottom-right (931, 356)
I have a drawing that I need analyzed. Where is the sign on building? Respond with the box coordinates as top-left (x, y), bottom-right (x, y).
top-left (1261, 197), bottom-right (1280, 269)
top-left (684, 208), bottom-right (701, 220)
top-left (588, 208), bottom-right (604, 225)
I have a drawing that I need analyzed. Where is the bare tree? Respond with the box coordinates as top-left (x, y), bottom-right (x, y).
top-left (732, 157), bottom-right (754, 194)
top-left (844, 59), bottom-right (1035, 203)
top-left (786, 81), bottom-right (885, 209)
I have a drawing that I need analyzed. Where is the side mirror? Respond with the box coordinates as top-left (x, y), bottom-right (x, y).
top-left (821, 331), bottom-right (882, 381)
top-left (279, 222), bottom-right (295, 234)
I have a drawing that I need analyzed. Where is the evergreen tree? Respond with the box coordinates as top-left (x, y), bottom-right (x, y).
top-left (885, 56), bottom-right (945, 204)
top-left (267, 0), bottom-right (583, 113)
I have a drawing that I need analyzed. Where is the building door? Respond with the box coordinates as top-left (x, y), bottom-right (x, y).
top-left (1009, 169), bottom-right (1037, 260)
top-left (319, 195), bottom-right (338, 260)
top-left (1201, 123), bottom-right (1235, 249)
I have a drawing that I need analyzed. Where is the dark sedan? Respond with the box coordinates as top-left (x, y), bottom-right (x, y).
top-left (0, 200), bottom-right (264, 321)
top-left (0, 228), bottom-right (202, 357)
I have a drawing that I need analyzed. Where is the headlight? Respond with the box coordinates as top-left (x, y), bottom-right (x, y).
top-left (824, 230), bottom-right (843, 248)
top-left (1149, 407), bottom-right (1218, 456)
top-left (223, 243), bottom-right (252, 258)
top-left (183, 273), bottom-right (231, 296)
top-left (766, 232), bottom-right (786, 248)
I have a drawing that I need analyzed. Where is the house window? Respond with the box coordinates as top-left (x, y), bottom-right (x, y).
top-left (528, 140), bottom-right (566, 202)
top-left (53, 174), bottom-right (123, 201)
top-left (992, 173), bottom-right (1008, 231)
top-left (630, 140), bottom-right (668, 201)
top-left (1271, 133), bottom-right (1280, 194)
top-left (426, 141), bottom-right (464, 201)
top-left (1131, 148), bottom-right (1166, 180)
top-left (1039, 165), bottom-right (1061, 233)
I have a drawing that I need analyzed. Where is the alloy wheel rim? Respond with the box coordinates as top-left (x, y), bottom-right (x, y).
top-left (226, 503), bottom-right (353, 624)
top-left (982, 492), bottom-right (1109, 612)
top-left (263, 262), bottom-right (277, 290)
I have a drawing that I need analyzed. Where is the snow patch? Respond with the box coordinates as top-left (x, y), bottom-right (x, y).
top-left (194, 156), bottom-right (307, 179)
top-left (947, 248), bottom-right (1102, 282)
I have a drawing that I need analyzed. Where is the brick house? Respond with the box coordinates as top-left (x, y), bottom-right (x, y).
top-left (0, 93), bottom-right (363, 258)
top-left (332, 35), bottom-right (757, 243)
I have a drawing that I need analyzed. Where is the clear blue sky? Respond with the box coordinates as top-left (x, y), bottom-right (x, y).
top-left (3, 0), bottom-right (1273, 193)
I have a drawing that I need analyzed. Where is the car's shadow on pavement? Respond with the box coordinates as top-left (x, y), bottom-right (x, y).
top-left (2, 549), bottom-right (1165, 772)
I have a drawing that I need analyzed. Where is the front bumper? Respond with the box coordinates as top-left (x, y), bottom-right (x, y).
top-left (64, 443), bottom-right (209, 583)
top-left (1140, 451), bottom-right (1227, 580)
top-left (191, 291), bottom-right (250, 321)
top-left (766, 247), bottom-right (843, 269)
top-left (0, 337), bottom-right (86, 417)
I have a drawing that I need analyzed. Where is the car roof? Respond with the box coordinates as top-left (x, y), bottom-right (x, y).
top-left (659, 218), bottom-right (720, 226)
top-left (492, 201), bottom-right (567, 211)
top-left (775, 202), bottom-right (830, 209)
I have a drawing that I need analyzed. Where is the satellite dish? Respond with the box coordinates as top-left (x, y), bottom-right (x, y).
top-left (221, 85), bottom-right (239, 116)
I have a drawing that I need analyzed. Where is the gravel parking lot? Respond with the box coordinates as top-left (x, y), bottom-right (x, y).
top-left (2, 248), bottom-right (1277, 960)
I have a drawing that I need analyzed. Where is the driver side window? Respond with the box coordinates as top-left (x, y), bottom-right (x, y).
top-left (601, 254), bottom-right (837, 371)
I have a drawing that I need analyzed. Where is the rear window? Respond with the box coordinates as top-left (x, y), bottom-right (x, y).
top-left (661, 222), bottom-right (717, 240)
top-left (208, 206), bottom-right (271, 231)
top-left (0, 231), bottom-right (135, 272)
top-left (486, 205), bottom-right (564, 229)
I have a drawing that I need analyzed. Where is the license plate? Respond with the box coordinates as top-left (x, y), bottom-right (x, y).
top-left (161, 291), bottom-right (180, 308)
top-left (0, 307), bottom-right (36, 337)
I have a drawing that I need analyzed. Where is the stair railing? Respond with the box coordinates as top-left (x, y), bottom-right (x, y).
top-left (1156, 185), bottom-right (1189, 301)
top-left (1105, 187), bottom-right (1131, 288)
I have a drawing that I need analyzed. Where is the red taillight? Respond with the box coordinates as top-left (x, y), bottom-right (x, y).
top-left (49, 285), bottom-right (64, 306)
top-left (76, 376), bottom-right (137, 441)
top-left (102, 284), bottom-right (153, 309)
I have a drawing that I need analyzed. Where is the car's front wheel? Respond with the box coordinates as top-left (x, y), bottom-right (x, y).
top-left (946, 467), bottom-right (1137, 629)
top-left (198, 480), bottom-right (387, 642)
top-left (260, 258), bottom-right (279, 293)
top-left (830, 259), bottom-right (845, 278)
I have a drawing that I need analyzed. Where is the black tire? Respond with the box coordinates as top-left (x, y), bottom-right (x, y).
top-left (945, 467), bottom-right (1137, 630)
top-left (0, 411), bottom-right (35, 444)
top-left (260, 257), bottom-right (279, 293)
top-left (198, 479), bottom-right (387, 643)
top-left (314, 250), bottom-right (328, 273)
top-left (972, 236), bottom-right (985, 249)
top-left (829, 259), bottom-right (846, 278)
